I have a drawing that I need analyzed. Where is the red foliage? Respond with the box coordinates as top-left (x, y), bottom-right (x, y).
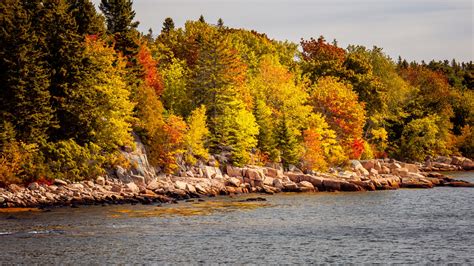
top-left (350, 138), bottom-right (365, 159)
top-left (301, 36), bottom-right (346, 63)
top-left (137, 44), bottom-right (164, 96)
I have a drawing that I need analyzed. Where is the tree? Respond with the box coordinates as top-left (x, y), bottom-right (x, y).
top-left (309, 77), bottom-right (366, 158)
top-left (99, 0), bottom-right (139, 57)
top-left (275, 115), bottom-right (300, 168)
top-left (162, 17), bottom-right (175, 33)
top-left (0, 0), bottom-right (53, 145)
top-left (301, 36), bottom-right (346, 81)
top-left (67, 0), bottom-right (105, 36)
top-left (217, 18), bottom-right (224, 28)
top-left (184, 106), bottom-right (210, 165)
top-left (198, 15), bottom-right (205, 23)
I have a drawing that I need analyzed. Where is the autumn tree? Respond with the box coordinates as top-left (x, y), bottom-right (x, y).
top-left (309, 77), bottom-right (366, 158)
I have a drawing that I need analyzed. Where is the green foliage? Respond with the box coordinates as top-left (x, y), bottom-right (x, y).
top-left (275, 115), bottom-right (300, 168)
top-left (400, 116), bottom-right (446, 162)
top-left (43, 140), bottom-right (106, 181)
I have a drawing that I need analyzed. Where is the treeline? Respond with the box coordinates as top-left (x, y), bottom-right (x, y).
top-left (0, 0), bottom-right (473, 185)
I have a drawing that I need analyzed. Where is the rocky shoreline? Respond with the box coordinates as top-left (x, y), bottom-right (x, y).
top-left (1, 155), bottom-right (473, 209)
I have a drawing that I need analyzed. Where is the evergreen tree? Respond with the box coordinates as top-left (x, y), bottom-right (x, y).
top-left (162, 17), bottom-right (175, 33)
top-left (99, 0), bottom-right (139, 56)
top-left (67, 0), bottom-right (105, 36)
top-left (217, 18), bottom-right (224, 28)
top-left (198, 15), bottom-right (205, 23)
top-left (0, 0), bottom-right (53, 145)
top-left (275, 115), bottom-right (300, 168)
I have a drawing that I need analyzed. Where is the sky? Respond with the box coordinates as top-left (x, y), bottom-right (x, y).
top-left (92, 0), bottom-right (473, 62)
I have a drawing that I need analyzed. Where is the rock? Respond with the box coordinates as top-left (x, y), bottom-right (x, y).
top-left (435, 156), bottom-right (452, 165)
top-left (226, 177), bottom-right (241, 187)
top-left (402, 163), bottom-right (419, 173)
top-left (95, 176), bottom-right (105, 186)
top-left (273, 179), bottom-right (284, 189)
top-left (351, 160), bottom-right (369, 176)
top-left (401, 178), bottom-right (434, 189)
top-left (194, 184), bottom-right (208, 194)
top-left (202, 166), bottom-right (223, 179)
top-left (115, 166), bottom-right (129, 181)
top-left (54, 179), bottom-right (68, 186)
top-left (146, 179), bottom-right (160, 191)
top-left (379, 166), bottom-right (391, 174)
top-left (245, 169), bottom-right (262, 181)
top-left (462, 159), bottom-right (474, 171)
top-left (361, 160), bottom-right (375, 170)
top-left (28, 182), bottom-right (40, 191)
top-left (323, 179), bottom-right (341, 191)
top-left (298, 181), bottom-right (315, 191)
top-left (389, 162), bottom-right (402, 170)
top-left (240, 197), bottom-right (266, 202)
top-left (186, 183), bottom-right (197, 194)
top-left (0, 197), bottom-right (5, 204)
top-left (125, 182), bottom-right (140, 193)
top-left (451, 156), bottom-right (465, 166)
top-left (111, 184), bottom-right (122, 193)
top-left (369, 168), bottom-right (378, 176)
top-left (130, 174), bottom-right (146, 187)
top-left (185, 171), bottom-right (194, 178)
top-left (392, 168), bottom-right (409, 177)
top-left (350, 180), bottom-right (376, 191)
top-left (265, 167), bottom-right (283, 178)
top-left (288, 164), bottom-right (302, 173)
top-left (446, 181), bottom-right (474, 187)
top-left (226, 165), bottom-right (243, 177)
top-left (70, 183), bottom-right (84, 190)
top-left (174, 181), bottom-right (188, 191)
top-left (283, 181), bottom-right (299, 191)
top-left (263, 176), bottom-right (274, 187)
top-left (340, 181), bottom-right (363, 191)
top-left (8, 184), bottom-right (23, 193)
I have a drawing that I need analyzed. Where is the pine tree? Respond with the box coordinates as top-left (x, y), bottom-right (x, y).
top-left (67, 0), bottom-right (105, 36)
top-left (275, 115), bottom-right (300, 168)
top-left (162, 17), bottom-right (175, 33)
top-left (198, 15), bottom-right (205, 23)
top-left (217, 18), bottom-right (224, 28)
top-left (99, 0), bottom-right (139, 57)
top-left (0, 0), bottom-right (53, 145)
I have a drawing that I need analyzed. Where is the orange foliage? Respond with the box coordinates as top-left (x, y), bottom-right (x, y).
top-left (151, 115), bottom-right (187, 172)
top-left (350, 138), bottom-right (365, 159)
top-left (137, 44), bottom-right (164, 96)
top-left (301, 129), bottom-right (327, 171)
top-left (301, 36), bottom-right (346, 63)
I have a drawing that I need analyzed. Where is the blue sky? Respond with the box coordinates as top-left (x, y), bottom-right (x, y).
top-left (92, 0), bottom-right (473, 62)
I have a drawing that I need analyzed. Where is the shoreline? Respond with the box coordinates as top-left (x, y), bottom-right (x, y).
top-left (1, 157), bottom-right (473, 210)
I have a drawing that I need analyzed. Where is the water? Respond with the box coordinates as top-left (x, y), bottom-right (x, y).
top-left (1, 172), bottom-right (473, 264)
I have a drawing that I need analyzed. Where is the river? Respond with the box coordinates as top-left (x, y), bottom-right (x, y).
top-left (1, 172), bottom-right (473, 264)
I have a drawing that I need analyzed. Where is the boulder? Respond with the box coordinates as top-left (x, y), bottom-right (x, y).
top-left (350, 180), bottom-right (376, 191)
top-left (146, 179), bottom-right (160, 191)
top-left (323, 179), bottom-right (341, 191)
top-left (283, 181), bottom-right (299, 191)
top-left (298, 181), bottom-right (315, 191)
top-left (392, 168), bottom-right (409, 177)
top-left (340, 181), bottom-right (363, 191)
top-left (186, 183), bottom-right (197, 194)
top-left (130, 174), bottom-right (146, 187)
top-left (369, 168), bottom-right (378, 176)
top-left (95, 176), bottom-right (106, 186)
top-left (435, 156), bottom-right (452, 165)
top-left (451, 156), bottom-right (465, 166)
top-left (54, 179), bottom-right (68, 186)
top-left (202, 166), bottom-right (223, 179)
top-left (263, 176), bottom-right (274, 187)
top-left (174, 181), bottom-right (188, 191)
top-left (28, 182), bottom-right (40, 191)
top-left (389, 162), bottom-right (402, 170)
top-left (226, 177), bottom-right (241, 187)
top-left (115, 166), bottom-right (129, 182)
top-left (265, 167), bottom-right (283, 178)
top-left (361, 160), bottom-right (375, 170)
top-left (379, 166), bottom-right (391, 174)
top-left (194, 183), bottom-right (208, 194)
top-left (273, 179), bottom-right (284, 190)
top-left (351, 160), bottom-right (369, 176)
top-left (401, 178), bottom-right (434, 189)
top-left (245, 169), bottom-right (262, 181)
top-left (446, 181), bottom-right (474, 187)
top-left (402, 163), bottom-right (419, 173)
top-left (125, 182), bottom-right (140, 193)
top-left (462, 159), bottom-right (474, 171)
top-left (226, 165), bottom-right (243, 177)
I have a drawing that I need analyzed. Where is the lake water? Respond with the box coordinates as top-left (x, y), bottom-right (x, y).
top-left (1, 172), bottom-right (473, 264)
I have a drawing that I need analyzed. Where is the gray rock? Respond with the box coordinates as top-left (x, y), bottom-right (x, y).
top-left (28, 182), bottom-right (39, 191)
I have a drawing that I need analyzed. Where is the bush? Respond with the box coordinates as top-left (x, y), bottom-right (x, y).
top-left (0, 141), bottom-right (45, 186)
top-left (43, 140), bottom-right (106, 182)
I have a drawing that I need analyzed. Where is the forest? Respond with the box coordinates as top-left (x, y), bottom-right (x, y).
top-left (0, 0), bottom-right (473, 186)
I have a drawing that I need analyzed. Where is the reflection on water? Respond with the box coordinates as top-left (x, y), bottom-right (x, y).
top-left (0, 172), bottom-right (473, 264)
